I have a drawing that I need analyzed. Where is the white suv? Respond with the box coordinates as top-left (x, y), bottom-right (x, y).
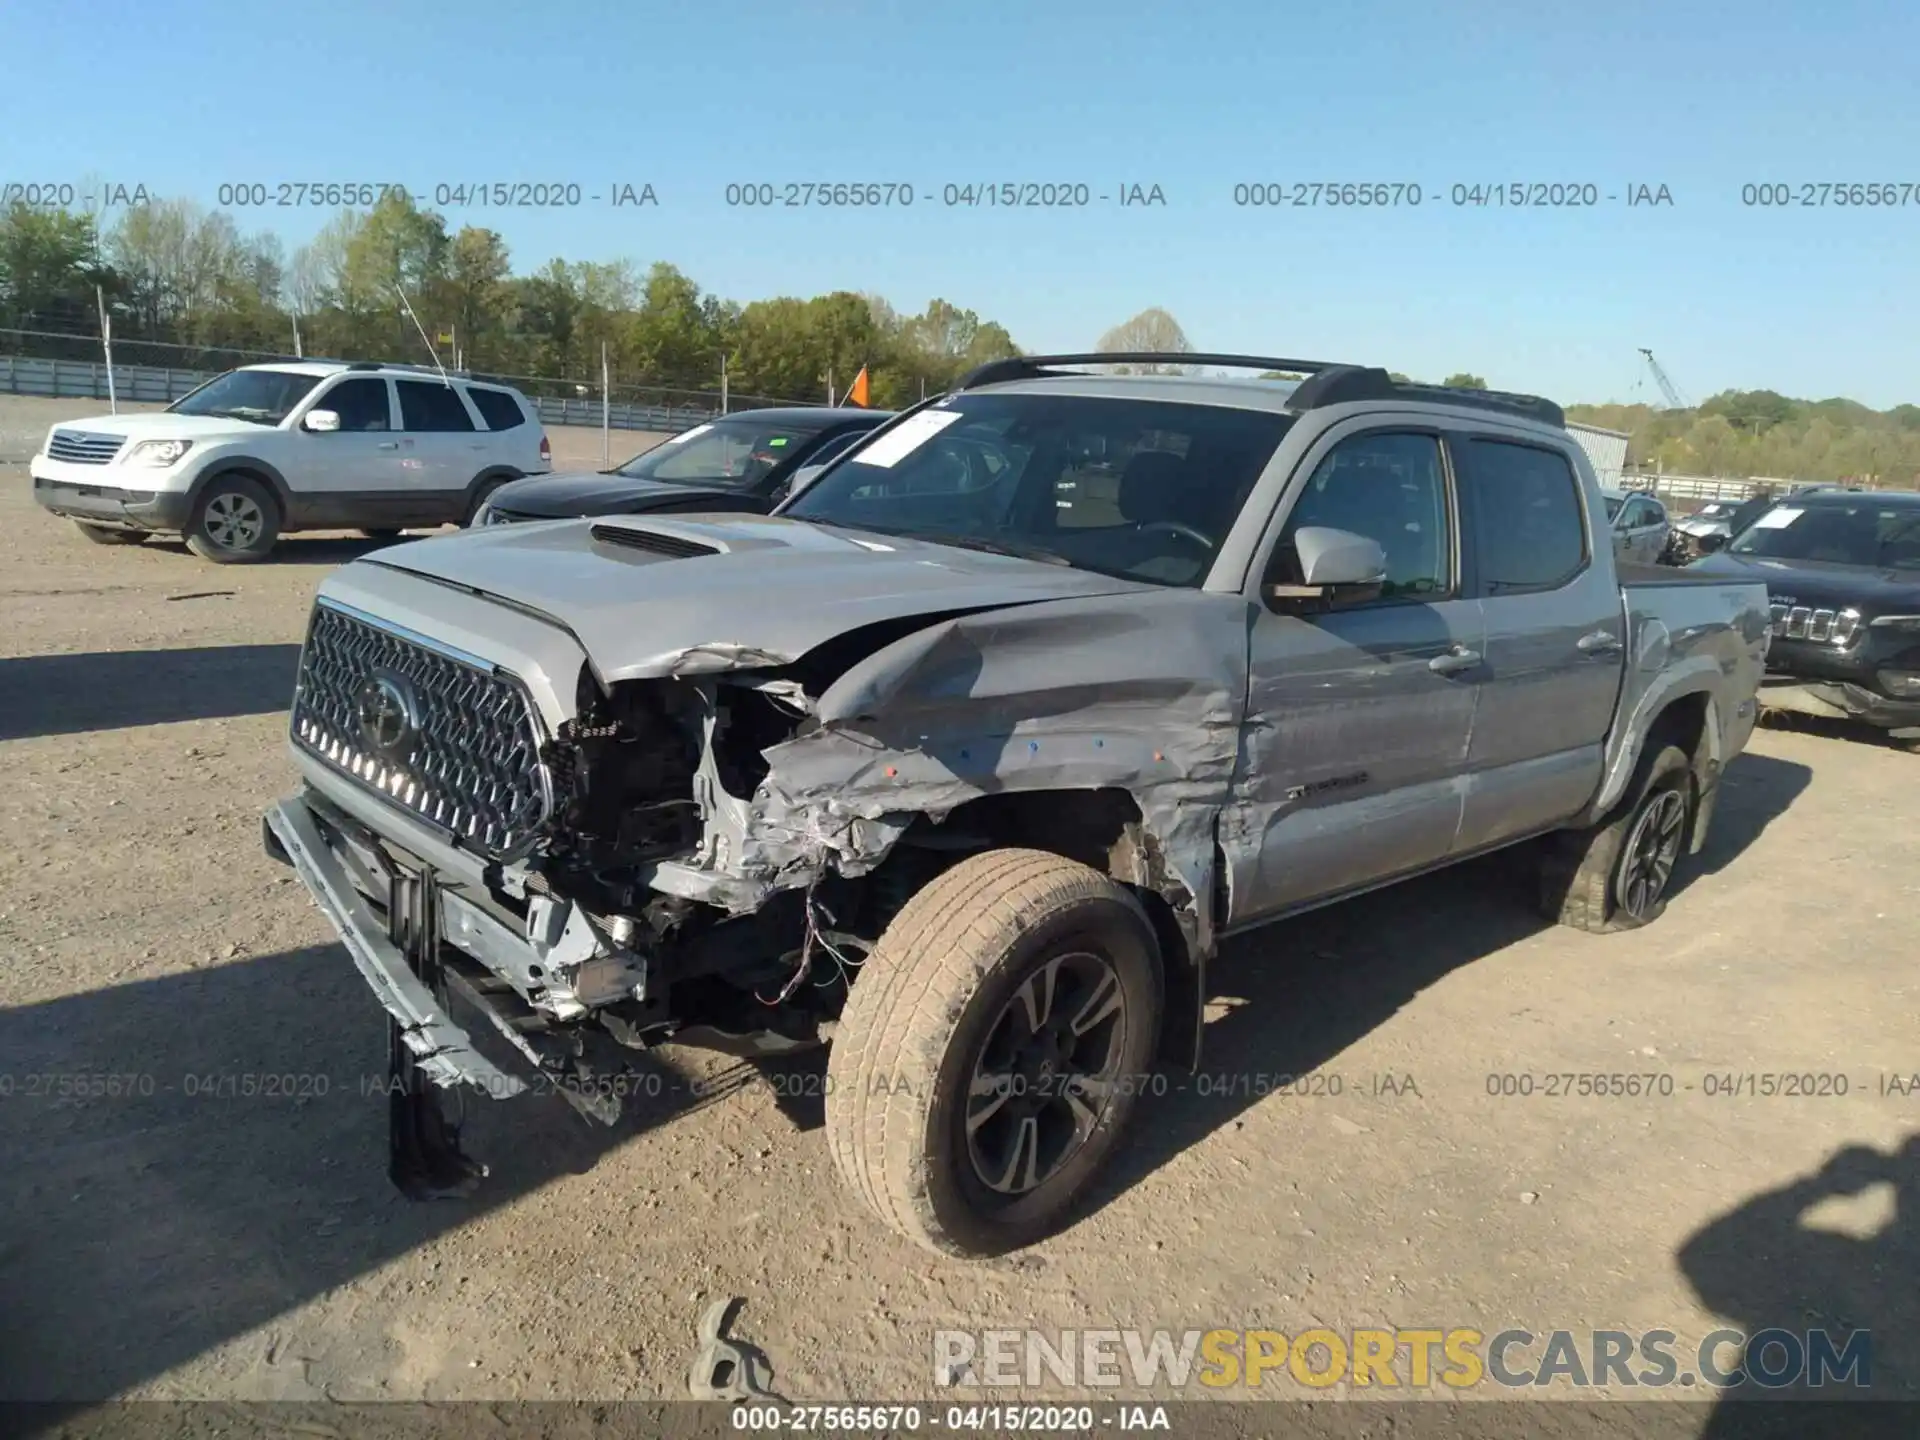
top-left (30, 362), bottom-right (551, 562)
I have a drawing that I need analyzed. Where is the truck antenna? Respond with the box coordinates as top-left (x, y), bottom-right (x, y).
top-left (394, 284), bottom-right (453, 386)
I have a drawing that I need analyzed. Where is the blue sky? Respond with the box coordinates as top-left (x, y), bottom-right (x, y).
top-left (4, 0), bottom-right (1916, 406)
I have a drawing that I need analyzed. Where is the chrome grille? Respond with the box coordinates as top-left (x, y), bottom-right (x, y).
top-left (291, 601), bottom-right (551, 853)
top-left (47, 430), bottom-right (126, 465)
top-left (1769, 603), bottom-right (1860, 646)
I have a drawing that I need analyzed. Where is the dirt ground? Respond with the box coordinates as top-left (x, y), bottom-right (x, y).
top-left (1, 396), bottom-right (1916, 1421)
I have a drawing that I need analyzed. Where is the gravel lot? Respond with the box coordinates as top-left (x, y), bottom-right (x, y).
top-left (1, 395), bottom-right (1916, 1422)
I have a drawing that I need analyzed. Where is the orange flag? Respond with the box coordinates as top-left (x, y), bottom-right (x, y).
top-left (846, 365), bottom-right (870, 407)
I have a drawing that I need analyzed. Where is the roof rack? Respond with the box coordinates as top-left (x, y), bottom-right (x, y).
top-left (1284, 369), bottom-right (1565, 428)
top-left (345, 360), bottom-right (472, 378)
top-left (955, 353), bottom-right (1348, 390)
top-left (954, 352), bottom-right (1564, 429)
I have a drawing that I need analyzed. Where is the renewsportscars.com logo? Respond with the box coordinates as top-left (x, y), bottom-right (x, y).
top-left (933, 1327), bottom-right (1872, 1392)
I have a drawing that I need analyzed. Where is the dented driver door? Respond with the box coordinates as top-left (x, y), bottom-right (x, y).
top-left (1221, 427), bottom-right (1483, 926)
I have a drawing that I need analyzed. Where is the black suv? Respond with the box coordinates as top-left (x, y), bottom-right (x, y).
top-left (471, 405), bottom-right (893, 525)
top-left (1692, 490), bottom-right (1920, 735)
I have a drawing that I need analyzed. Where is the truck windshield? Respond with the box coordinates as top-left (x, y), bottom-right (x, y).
top-left (168, 369), bottom-right (322, 425)
top-left (782, 392), bottom-right (1294, 587)
top-left (1729, 502), bottom-right (1920, 569)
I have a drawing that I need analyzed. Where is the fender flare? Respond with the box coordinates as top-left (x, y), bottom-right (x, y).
top-left (1587, 665), bottom-right (1724, 823)
top-left (185, 459), bottom-right (294, 522)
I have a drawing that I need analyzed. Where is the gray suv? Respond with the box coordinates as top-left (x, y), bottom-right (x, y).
top-left (265, 353), bottom-right (1771, 1257)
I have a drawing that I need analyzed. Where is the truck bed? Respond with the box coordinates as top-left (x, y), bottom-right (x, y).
top-left (1587, 563), bottom-right (1770, 828)
top-left (1617, 561), bottom-right (1730, 587)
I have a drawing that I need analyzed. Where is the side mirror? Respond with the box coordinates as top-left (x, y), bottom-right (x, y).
top-left (1265, 526), bottom-right (1388, 607)
top-left (1696, 532), bottom-right (1728, 554)
top-left (303, 409), bottom-right (341, 433)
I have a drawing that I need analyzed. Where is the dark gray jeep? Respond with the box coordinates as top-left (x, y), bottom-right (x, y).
top-left (265, 354), bottom-right (1771, 1256)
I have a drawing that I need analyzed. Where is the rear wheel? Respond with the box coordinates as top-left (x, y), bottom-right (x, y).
top-left (185, 475), bottom-right (280, 563)
top-left (74, 522), bottom-right (146, 546)
top-left (1540, 744), bottom-right (1694, 932)
top-left (826, 849), bottom-right (1164, 1257)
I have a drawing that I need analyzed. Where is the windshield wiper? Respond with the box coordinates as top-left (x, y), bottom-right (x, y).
top-left (915, 531), bottom-right (1073, 566)
top-left (805, 520), bottom-right (1072, 566)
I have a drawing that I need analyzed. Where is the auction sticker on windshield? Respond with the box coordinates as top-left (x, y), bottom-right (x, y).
top-left (853, 410), bottom-right (964, 468)
top-left (1753, 507), bottom-right (1803, 529)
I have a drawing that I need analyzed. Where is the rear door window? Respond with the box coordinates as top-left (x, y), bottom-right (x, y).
top-left (467, 386), bottom-right (527, 431)
top-left (397, 379), bottom-right (477, 432)
top-left (1456, 439), bottom-right (1590, 595)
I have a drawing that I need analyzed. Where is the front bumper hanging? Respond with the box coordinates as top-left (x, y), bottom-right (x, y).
top-left (265, 797), bottom-right (518, 1198)
top-left (264, 798), bottom-right (525, 1096)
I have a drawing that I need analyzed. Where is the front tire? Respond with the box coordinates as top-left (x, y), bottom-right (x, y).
top-left (185, 475), bottom-right (280, 563)
top-left (74, 522), bottom-right (146, 546)
top-left (1539, 744), bottom-right (1694, 933)
top-left (826, 849), bottom-right (1164, 1257)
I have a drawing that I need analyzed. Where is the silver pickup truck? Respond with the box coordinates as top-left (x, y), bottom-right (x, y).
top-left (264, 353), bottom-right (1771, 1257)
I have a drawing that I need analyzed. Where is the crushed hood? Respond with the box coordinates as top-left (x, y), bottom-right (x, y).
top-left (360, 513), bottom-right (1149, 679)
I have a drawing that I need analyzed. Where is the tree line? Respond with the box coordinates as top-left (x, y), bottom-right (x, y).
top-left (1567, 394), bottom-right (1920, 486)
top-left (2, 194), bottom-right (1915, 483)
top-left (0, 194), bottom-right (1020, 406)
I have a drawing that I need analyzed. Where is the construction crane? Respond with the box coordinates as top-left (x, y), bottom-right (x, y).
top-left (1637, 348), bottom-right (1689, 410)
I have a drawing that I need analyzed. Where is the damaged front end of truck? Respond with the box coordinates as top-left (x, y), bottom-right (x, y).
top-left (265, 517), bottom-right (1246, 1198)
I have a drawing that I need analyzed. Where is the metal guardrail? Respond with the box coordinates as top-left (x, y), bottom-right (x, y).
top-left (1643, 474), bottom-right (1764, 503)
top-left (0, 353), bottom-right (799, 434)
top-left (0, 354), bottom-right (205, 404)
top-left (531, 393), bottom-right (722, 433)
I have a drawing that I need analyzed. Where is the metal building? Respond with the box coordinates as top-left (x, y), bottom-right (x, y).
top-left (1567, 422), bottom-right (1631, 487)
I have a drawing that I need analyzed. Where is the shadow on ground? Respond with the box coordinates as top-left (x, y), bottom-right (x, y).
top-left (137, 534), bottom-right (409, 567)
top-left (1081, 747), bottom-right (1815, 1219)
top-left (1679, 1133), bottom-right (1919, 1435)
top-left (0, 946), bottom-right (721, 1404)
top-left (0, 644), bottom-right (303, 740)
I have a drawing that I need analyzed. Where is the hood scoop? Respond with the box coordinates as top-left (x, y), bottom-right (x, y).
top-left (588, 524), bottom-right (720, 560)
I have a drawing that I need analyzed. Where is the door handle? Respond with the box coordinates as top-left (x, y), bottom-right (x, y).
top-left (1577, 629), bottom-right (1622, 655)
top-left (1428, 646), bottom-right (1481, 675)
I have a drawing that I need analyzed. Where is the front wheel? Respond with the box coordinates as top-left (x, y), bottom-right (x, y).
top-left (74, 522), bottom-right (146, 546)
top-left (185, 475), bottom-right (280, 563)
top-left (825, 849), bottom-right (1164, 1257)
top-left (1539, 744), bottom-right (1694, 932)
